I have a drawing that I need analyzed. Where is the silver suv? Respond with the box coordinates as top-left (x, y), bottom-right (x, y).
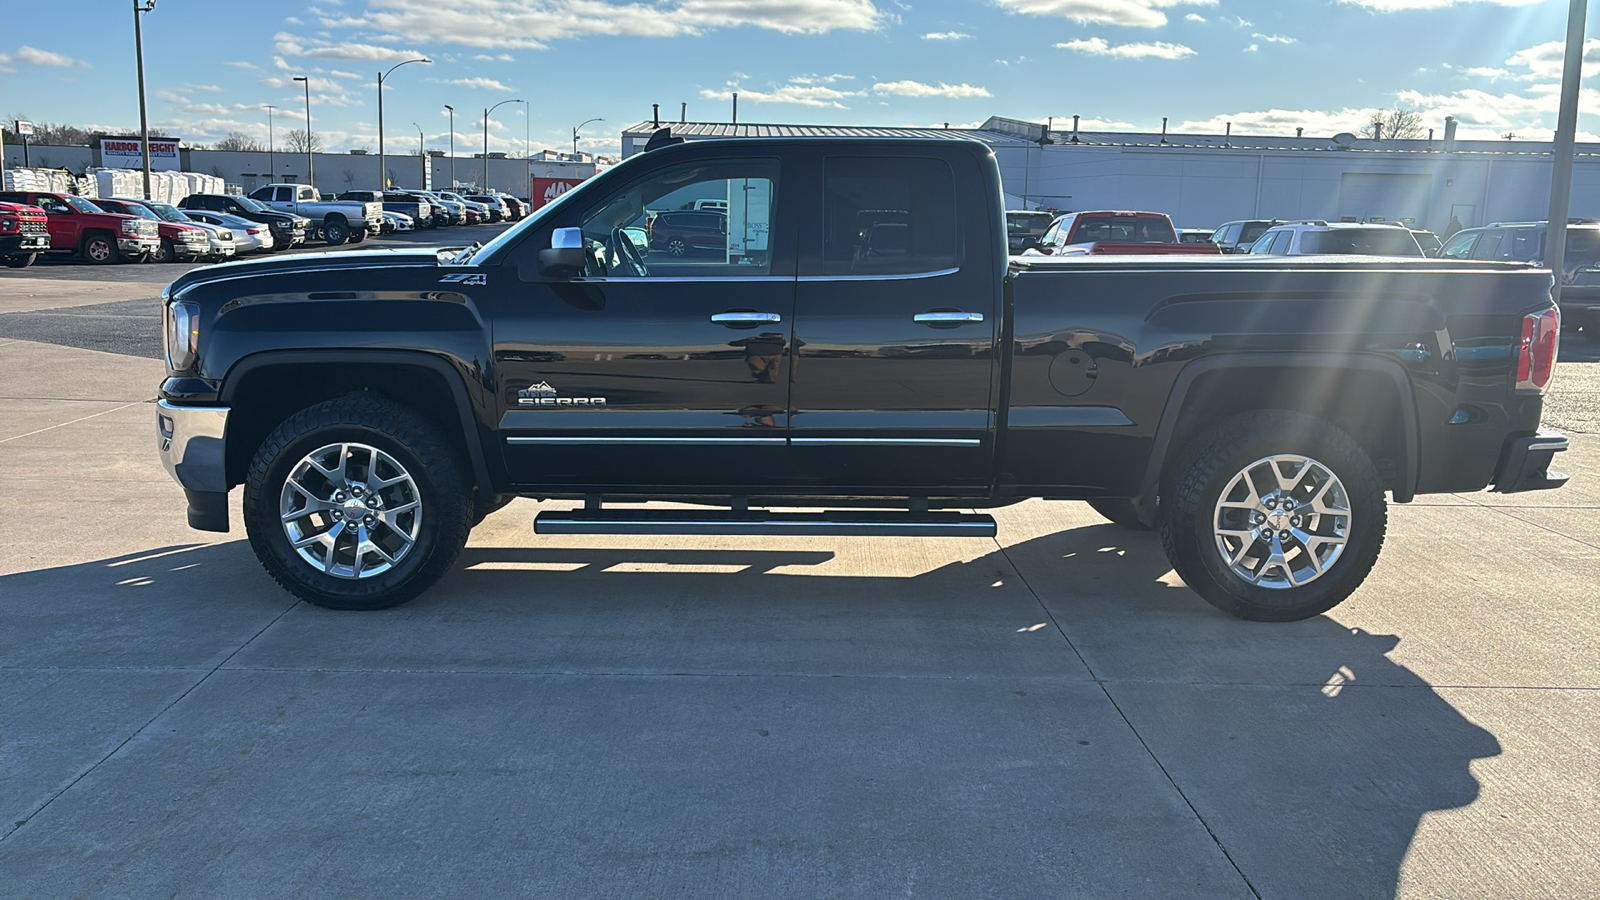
top-left (1247, 221), bottom-right (1424, 257)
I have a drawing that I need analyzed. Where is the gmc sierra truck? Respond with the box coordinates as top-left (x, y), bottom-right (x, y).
top-left (155, 136), bottom-right (1570, 621)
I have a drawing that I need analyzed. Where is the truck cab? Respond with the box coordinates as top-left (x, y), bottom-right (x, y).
top-left (0, 190), bottom-right (158, 264)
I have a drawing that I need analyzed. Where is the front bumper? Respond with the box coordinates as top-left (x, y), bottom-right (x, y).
top-left (1492, 430), bottom-right (1570, 493)
top-left (1, 232), bottom-right (50, 253)
top-left (157, 400), bottom-right (231, 531)
top-left (121, 235), bottom-right (159, 256)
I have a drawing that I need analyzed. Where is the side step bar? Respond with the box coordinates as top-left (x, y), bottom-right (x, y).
top-left (535, 508), bottom-right (997, 537)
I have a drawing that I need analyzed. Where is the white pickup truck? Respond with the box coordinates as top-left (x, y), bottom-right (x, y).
top-left (247, 184), bottom-right (385, 245)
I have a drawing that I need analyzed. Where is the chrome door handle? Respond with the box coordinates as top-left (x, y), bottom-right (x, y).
top-left (711, 312), bottom-right (783, 324)
top-left (913, 311), bottom-right (985, 324)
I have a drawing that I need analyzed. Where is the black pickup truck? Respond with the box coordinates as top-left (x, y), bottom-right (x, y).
top-left (155, 136), bottom-right (1570, 621)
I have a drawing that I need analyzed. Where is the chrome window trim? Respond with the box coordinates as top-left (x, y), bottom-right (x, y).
top-left (507, 436), bottom-right (786, 445)
top-left (571, 275), bottom-right (794, 284)
top-left (797, 267), bottom-right (960, 283)
top-left (791, 437), bottom-right (981, 446)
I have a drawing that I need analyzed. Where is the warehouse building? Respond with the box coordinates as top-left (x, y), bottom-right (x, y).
top-left (620, 115), bottom-right (1600, 234)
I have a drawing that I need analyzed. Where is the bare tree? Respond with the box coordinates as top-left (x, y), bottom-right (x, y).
top-left (343, 168), bottom-right (357, 188)
top-left (1370, 108), bottom-right (1424, 141)
top-left (283, 128), bottom-right (322, 154)
top-left (214, 131), bottom-right (263, 152)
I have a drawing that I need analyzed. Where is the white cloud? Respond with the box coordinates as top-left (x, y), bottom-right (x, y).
top-left (7, 46), bottom-right (89, 68)
top-left (275, 32), bottom-right (427, 62)
top-left (996, 0), bottom-right (1216, 29)
top-left (1505, 38), bottom-right (1600, 80)
top-left (1177, 108), bottom-right (1379, 136)
top-left (223, 60), bottom-right (262, 70)
top-left (1464, 66), bottom-right (1512, 79)
top-left (1251, 32), bottom-right (1296, 44)
top-left (1184, 12), bottom-right (1205, 21)
top-left (1339, 0), bottom-right (1541, 10)
top-left (701, 83), bottom-right (861, 108)
top-left (790, 72), bottom-right (855, 84)
top-left (1057, 37), bottom-right (1197, 60)
top-left (331, 0), bottom-right (883, 50)
top-left (872, 80), bottom-right (992, 98)
top-left (1039, 115), bottom-right (1140, 130)
top-left (448, 77), bottom-right (515, 91)
top-left (922, 31), bottom-right (972, 39)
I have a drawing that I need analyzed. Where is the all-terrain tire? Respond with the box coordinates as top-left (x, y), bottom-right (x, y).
top-left (3, 253), bottom-right (36, 268)
top-left (1157, 410), bottom-right (1387, 622)
top-left (323, 216), bottom-right (350, 245)
top-left (243, 393), bottom-right (473, 610)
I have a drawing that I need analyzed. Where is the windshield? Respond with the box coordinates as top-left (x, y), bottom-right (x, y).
top-left (462, 149), bottom-right (650, 265)
top-left (64, 195), bottom-right (104, 214)
top-left (146, 202), bottom-right (189, 222)
top-left (113, 202), bottom-right (160, 220)
top-left (1300, 229), bottom-right (1422, 256)
top-left (1007, 212), bottom-right (1054, 235)
top-left (1070, 215), bottom-right (1175, 244)
top-left (1239, 222), bottom-right (1273, 244)
top-left (231, 196), bottom-right (270, 212)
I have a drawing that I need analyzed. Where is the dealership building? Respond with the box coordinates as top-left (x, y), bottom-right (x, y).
top-left (620, 115), bottom-right (1600, 233)
top-left (2, 137), bottom-right (596, 202)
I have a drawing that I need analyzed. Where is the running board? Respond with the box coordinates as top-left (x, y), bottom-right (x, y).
top-left (534, 508), bottom-right (997, 537)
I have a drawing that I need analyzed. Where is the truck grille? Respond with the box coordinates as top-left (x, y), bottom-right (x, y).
top-left (22, 220), bottom-right (46, 234)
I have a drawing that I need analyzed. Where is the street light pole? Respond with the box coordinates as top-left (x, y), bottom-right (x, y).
top-left (483, 97), bottom-right (523, 191)
top-left (414, 123), bottom-right (425, 189)
top-left (1546, 0), bottom-right (1588, 310)
top-left (264, 104), bottom-right (276, 182)
top-left (293, 75), bottom-right (314, 191)
top-left (573, 117), bottom-right (603, 158)
top-left (132, 0), bottom-right (157, 199)
top-left (444, 105), bottom-right (455, 189)
top-left (376, 57), bottom-right (429, 189)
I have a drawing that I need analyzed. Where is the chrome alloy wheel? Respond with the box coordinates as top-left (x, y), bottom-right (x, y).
top-left (279, 442), bottom-right (422, 579)
top-left (1212, 454), bottom-right (1351, 589)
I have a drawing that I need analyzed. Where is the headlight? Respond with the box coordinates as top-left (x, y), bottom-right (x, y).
top-left (121, 219), bottom-right (139, 235)
top-left (165, 300), bottom-right (199, 371)
top-left (220, 230), bottom-right (233, 240)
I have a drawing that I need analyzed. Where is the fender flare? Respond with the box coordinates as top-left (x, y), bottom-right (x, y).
top-left (220, 348), bottom-right (495, 496)
top-left (1134, 352), bottom-right (1420, 515)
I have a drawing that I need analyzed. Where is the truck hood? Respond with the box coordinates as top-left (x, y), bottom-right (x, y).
top-left (164, 247), bottom-right (449, 297)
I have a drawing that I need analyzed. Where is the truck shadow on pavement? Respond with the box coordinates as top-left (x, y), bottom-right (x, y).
top-left (2, 523), bottom-right (1501, 899)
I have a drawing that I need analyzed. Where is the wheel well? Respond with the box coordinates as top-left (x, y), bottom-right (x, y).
top-left (325, 213), bottom-right (347, 225)
top-left (1164, 366), bottom-right (1410, 493)
top-left (79, 228), bottom-right (113, 250)
top-left (224, 362), bottom-right (474, 490)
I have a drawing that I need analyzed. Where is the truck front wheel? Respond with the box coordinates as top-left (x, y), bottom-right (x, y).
top-left (243, 393), bottom-right (473, 610)
top-left (1157, 410), bottom-right (1387, 622)
top-left (3, 253), bottom-right (36, 268)
top-left (82, 233), bottom-right (118, 264)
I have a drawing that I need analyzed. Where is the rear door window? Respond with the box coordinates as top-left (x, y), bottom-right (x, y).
top-left (1268, 230), bottom-right (1294, 254)
top-left (821, 156), bottom-right (958, 275)
top-left (1504, 230), bottom-right (1541, 261)
top-left (1249, 231), bottom-right (1279, 254)
top-left (1213, 223), bottom-right (1240, 245)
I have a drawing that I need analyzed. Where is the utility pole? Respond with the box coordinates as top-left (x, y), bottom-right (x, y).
top-left (1546, 0), bottom-right (1588, 308)
top-left (264, 105), bottom-right (276, 181)
top-left (414, 123), bottom-right (425, 188)
top-left (377, 57), bottom-right (429, 189)
top-left (444, 105), bottom-right (455, 189)
top-left (483, 97), bottom-right (522, 190)
top-left (293, 75), bottom-right (314, 191)
top-left (133, 0), bottom-right (157, 199)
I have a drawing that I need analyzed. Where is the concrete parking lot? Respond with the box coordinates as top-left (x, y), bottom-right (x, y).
top-left (2, 248), bottom-right (1597, 898)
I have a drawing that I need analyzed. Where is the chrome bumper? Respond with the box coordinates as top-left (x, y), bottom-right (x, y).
top-left (1493, 429), bottom-right (1570, 493)
top-left (157, 400), bottom-right (231, 531)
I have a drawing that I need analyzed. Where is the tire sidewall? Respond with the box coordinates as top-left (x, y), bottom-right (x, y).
top-left (1163, 414), bottom-right (1387, 621)
top-left (245, 420), bottom-right (462, 609)
top-left (323, 218), bottom-right (349, 245)
top-left (85, 235), bottom-right (116, 264)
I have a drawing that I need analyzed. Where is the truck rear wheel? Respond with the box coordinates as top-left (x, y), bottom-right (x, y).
top-left (348, 227), bottom-right (367, 243)
top-left (323, 217), bottom-right (350, 245)
top-left (243, 393), bottom-right (473, 610)
top-left (1157, 410), bottom-right (1387, 622)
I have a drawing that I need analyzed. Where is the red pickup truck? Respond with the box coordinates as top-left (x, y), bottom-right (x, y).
top-left (1022, 210), bottom-right (1221, 257)
top-left (0, 200), bottom-right (51, 268)
top-left (0, 190), bottom-right (159, 264)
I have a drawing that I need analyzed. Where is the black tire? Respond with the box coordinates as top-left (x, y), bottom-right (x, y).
top-left (348, 227), bottom-right (367, 244)
top-left (1157, 410), bottom-right (1387, 622)
top-left (3, 253), bottom-right (36, 269)
top-left (244, 393), bottom-right (473, 610)
top-left (152, 237), bottom-right (175, 263)
top-left (1087, 497), bottom-right (1150, 531)
top-left (323, 217), bottom-right (350, 245)
top-left (82, 233), bottom-right (118, 264)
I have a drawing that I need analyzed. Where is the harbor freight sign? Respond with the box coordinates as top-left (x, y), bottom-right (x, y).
top-left (98, 137), bottom-right (181, 171)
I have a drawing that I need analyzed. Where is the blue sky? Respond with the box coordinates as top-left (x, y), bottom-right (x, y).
top-left (2, 0), bottom-right (1596, 158)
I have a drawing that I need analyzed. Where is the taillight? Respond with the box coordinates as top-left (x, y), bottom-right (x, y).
top-left (1515, 308), bottom-right (1559, 392)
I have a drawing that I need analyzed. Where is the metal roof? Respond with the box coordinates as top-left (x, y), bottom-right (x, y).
top-left (620, 121), bottom-right (1031, 145)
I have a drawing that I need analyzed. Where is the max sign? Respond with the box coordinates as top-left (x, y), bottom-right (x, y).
top-left (99, 137), bottom-right (182, 171)
top-left (530, 177), bottom-right (584, 210)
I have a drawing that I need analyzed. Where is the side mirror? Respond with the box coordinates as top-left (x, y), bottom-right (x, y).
top-left (538, 226), bottom-right (588, 276)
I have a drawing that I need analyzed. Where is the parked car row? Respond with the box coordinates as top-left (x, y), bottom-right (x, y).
top-left (0, 184), bottom-right (523, 269)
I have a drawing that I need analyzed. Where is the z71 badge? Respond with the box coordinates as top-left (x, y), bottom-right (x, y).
top-left (439, 273), bottom-right (488, 285)
top-left (518, 381), bottom-right (607, 406)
